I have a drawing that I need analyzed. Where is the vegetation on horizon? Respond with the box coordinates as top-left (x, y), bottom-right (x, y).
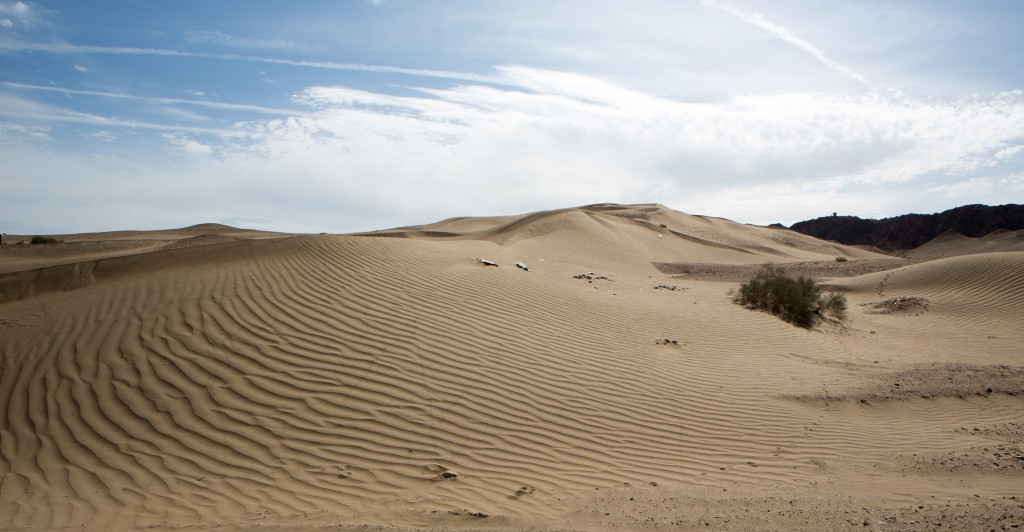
top-left (30, 236), bottom-right (62, 244)
top-left (732, 263), bottom-right (847, 328)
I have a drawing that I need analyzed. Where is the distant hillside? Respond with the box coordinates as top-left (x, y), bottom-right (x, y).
top-left (789, 204), bottom-right (1024, 250)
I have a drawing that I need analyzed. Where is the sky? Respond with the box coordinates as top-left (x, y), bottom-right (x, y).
top-left (1, 0), bottom-right (1023, 234)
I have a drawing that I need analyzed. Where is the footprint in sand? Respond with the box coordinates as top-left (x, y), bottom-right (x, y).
top-left (337, 465), bottom-right (352, 479)
top-left (423, 463), bottom-right (460, 480)
top-left (509, 485), bottom-right (536, 499)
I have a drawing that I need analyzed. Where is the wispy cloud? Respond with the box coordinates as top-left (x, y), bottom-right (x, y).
top-left (183, 30), bottom-right (306, 52)
top-left (4, 82), bottom-right (305, 116)
top-left (0, 92), bottom-right (238, 135)
top-left (0, 121), bottom-right (51, 141)
top-left (0, 1), bottom-right (38, 24)
top-left (86, 129), bottom-right (116, 141)
top-left (0, 41), bottom-right (504, 84)
top-left (702, 0), bottom-right (868, 85)
top-left (0, 0), bottom-right (51, 38)
top-left (73, 64), bottom-right (89, 73)
top-left (163, 133), bottom-right (213, 154)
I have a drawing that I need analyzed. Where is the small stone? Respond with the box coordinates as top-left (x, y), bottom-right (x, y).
top-left (440, 470), bottom-right (459, 479)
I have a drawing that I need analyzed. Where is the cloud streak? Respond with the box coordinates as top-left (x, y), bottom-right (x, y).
top-left (183, 30), bottom-right (307, 52)
top-left (0, 41), bottom-right (504, 84)
top-left (4, 82), bottom-right (305, 116)
top-left (0, 92), bottom-right (238, 135)
top-left (702, 0), bottom-right (868, 85)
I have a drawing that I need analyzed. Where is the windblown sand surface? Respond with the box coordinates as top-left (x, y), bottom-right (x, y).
top-left (1, 204), bottom-right (1022, 530)
top-left (902, 229), bottom-right (1024, 260)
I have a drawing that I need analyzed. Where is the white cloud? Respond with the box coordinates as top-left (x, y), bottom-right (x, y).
top-left (87, 130), bottom-right (116, 141)
top-left (167, 68), bottom-right (1024, 226)
top-left (0, 1), bottom-right (30, 18)
top-left (73, 64), bottom-right (88, 73)
top-left (3, 67), bottom-right (1023, 232)
top-left (928, 177), bottom-right (994, 199)
top-left (0, 41), bottom-right (502, 84)
top-left (163, 133), bottom-right (213, 154)
top-left (4, 82), bottom-right (303, 116)
top-left (3, 2), bottom-right (1023, 235)
top-left (0, 92), bottom-right (237, 135)
top-left (0, 0), bottom-right (45, 28)
top-left (995, 145), bottom-right (1023, 160)
top-left (998, 174), bottom-right (1024, 193)
top-left (183, 30), bottom-right (306, 52)
top-left (0, 121), bottom-right (51, 142)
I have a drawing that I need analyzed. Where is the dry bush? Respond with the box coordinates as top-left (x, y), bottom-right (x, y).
top-left (733, 263), bottom-right (847, 327)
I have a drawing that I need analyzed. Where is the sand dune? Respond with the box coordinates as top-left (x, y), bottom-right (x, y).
top-left (0, 224), bottom-right (286, 274)
top-left (903, 228), bottom-right (1024, 259)
top-left (363, 204), bottom-right (885, 272)
top-left (824, 251), bottom-right (1024, 366)
top-left (1, 204), bottom-right (1022, 529)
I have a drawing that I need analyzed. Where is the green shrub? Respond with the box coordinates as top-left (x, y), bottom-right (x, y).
top-left (835, 256), bottom-right (848, 262)
top-left (30, 236), bottom-right (62, 244)
top-left (733, 263), bottom-right (847, 327)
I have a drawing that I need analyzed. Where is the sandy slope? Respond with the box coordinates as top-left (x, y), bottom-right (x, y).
top-left (0, 224), bottom-right (286, 274)
top-left (1, 204), bottom-right (1022, 530)
top-left (903, 229), bottom-right (1024, 260)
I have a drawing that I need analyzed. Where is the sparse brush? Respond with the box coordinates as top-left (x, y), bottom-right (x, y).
top-left (835, 256), bottom-right (848, 262)
top-left (733, 263), bottom-right (847, 327)
top-left (820, 292), bottom-right (847, 320)
top-left (30, 236), bottom-right (62, 244)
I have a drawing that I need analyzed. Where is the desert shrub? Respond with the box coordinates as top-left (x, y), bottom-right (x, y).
top-left (30, 236), bottom-right (62, 244)
top-left (835, 256), bottom-right (848, 262)
top-left (820, 292), bottom-right (848, 320)
top-left (733, 263), bottom-right (847, 327)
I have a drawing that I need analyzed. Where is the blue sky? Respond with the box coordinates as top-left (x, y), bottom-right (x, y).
top-left (1, 0), bottom-right (1023, 234)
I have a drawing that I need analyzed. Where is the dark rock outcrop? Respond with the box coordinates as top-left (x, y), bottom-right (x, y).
top-left (789, 204), bottom-right (1024, 250)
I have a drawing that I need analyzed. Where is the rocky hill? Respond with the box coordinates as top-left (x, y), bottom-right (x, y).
top-left (789, 204), bottom-right (1024, 250)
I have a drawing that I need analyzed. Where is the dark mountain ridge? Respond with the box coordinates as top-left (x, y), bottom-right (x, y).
top-left (788, 204), bottom-right (1024, 251)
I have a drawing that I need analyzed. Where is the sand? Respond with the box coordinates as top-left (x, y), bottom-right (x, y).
top-left (1, 204), bottom-right (1022, 530)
